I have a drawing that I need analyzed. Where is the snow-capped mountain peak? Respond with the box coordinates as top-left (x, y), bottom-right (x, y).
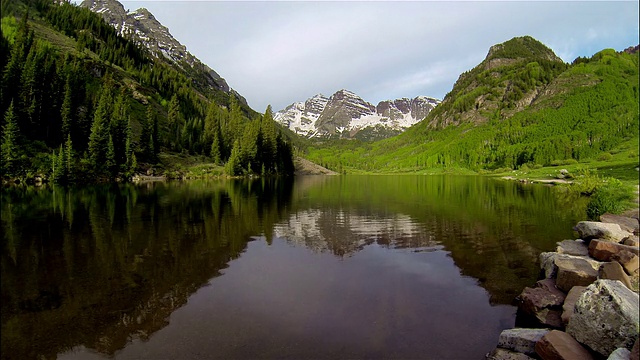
top-left (274, 90), bottom-right (440, 140)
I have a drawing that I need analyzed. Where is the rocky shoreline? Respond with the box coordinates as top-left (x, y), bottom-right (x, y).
top-left (487, 213), bottom-right (639, 360)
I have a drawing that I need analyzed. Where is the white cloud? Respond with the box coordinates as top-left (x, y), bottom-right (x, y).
top-left (119, 0), bottom-right (639, 112)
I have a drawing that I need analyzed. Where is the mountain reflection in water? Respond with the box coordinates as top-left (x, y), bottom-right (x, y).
top-left (0, 176), bottom-right (586, 359)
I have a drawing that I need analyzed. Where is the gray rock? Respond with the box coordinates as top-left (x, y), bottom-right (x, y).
top-left (600, 213), bottom-right (639, 235)
top-left (540, 252), bottom-right (602, 279)
top-left (574, 221), bottom-right (632, 243)
top-left (557, 239), bottom-right (589, 256)
top-left (555, 256), bottom-right (598, 292)
top-left (498, 328), bottom-right (549, 356)
top-left (562, 286), bottom-right (587, 326)
top-left (486, 348), bottom-right (535, 360)
top-left (608, 348), bottom-right (632, 360)
top-left (566, 280), bottom-right (640, 356)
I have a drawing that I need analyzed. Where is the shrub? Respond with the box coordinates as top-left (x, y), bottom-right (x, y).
top-left (597, 152), bottom-right (613, 161)
top-left (586, 178), bottom-right (634, 219)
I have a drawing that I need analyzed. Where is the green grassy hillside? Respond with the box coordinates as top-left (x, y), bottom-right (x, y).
top-left (305, 39), bottom-right (639, 181)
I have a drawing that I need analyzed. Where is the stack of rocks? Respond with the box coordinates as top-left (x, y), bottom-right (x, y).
top-left (487, 214), bottom-right (639, 360)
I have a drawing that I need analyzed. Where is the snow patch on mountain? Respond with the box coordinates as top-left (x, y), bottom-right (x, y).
top-left (274, 90), bottom-right (440, 140)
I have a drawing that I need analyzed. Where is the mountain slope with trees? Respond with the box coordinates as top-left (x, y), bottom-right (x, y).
top-left (305, 37), bottom-right (639, 174)
top-left (0, 0), bottom-right (294, 183)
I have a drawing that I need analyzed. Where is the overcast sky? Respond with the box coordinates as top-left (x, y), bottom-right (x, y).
top-left (114, 1), bottom-right (638, 112)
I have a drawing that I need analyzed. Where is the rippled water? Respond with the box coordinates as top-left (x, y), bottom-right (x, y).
top-left (0, 176), bottom-right (587, 359)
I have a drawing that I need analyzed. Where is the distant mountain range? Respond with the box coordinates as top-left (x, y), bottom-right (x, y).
top-left (274, 90), bottom-right (440, 140)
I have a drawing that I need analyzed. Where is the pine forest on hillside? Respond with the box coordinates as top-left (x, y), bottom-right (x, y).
top-left (0, 0), bottom-right (294, 183)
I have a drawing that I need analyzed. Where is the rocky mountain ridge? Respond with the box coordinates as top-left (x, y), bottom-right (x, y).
top-left (81, 0), bottom-right (244, 101)
top-left (274, 89), bottom-right (440, 140)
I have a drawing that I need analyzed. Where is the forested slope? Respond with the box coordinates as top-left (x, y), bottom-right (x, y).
top-left (0, 0), bottom-right (294, 182)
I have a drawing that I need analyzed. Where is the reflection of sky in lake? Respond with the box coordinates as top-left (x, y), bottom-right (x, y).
top-left (62, 237), bottom-right (514, 360)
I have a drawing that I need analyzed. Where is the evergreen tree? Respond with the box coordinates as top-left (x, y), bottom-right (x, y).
top-left (140, 104), bottom-right (154, 161)
top-left (225, 139), bottom-right (242, 176)
top-left (88, 88), bottom-right (111, 173)
top-left (1, 102), bottom-right (21, 176)
top-left (211, 131), bottom-right (221, 165)
top-left (60, 76), bottom-right (73, 138)
top-left (260, 105), bottom-right (277, 173)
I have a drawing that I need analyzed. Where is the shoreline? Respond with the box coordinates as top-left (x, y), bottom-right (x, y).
top-left (486, 205), bottom-right (639, 359)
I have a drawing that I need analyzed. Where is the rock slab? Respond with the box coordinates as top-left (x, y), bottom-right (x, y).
top-left (487, 347), bottom-right (535, 360)
top-left (561, 286), bottom-right (587, 326)
top-left (566, 280), bottom-right (640, 357)
top-left (574, 221), bottom-right (631, 242)
top-left (599, 261), bottom-right (633, 289)
top-left (589, 240), bottom-right (640, 262)
top-left (535, 330), bottom-right (594, 360)
top-left (518, 279), bottom-right (566, 328)
top-left (498, 328), bottom-right (550, 356)
top-left (556, 240), bottom-right (589, 257)
top-left (600, 213), bottom-right (639, 234)
top-left (555, 256), bottom-right (598, 292)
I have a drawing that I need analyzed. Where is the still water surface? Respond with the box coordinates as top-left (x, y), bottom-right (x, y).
top-left (1, 176), bottom-right (587, 359)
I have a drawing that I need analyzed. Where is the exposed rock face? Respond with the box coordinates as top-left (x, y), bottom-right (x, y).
top-left (81, 0), bottom-right (238, 98)
top-left (566, 280), bottom-right (639, 356)
top-left (497, 328), bottom-right (550, 356)
top-left (274, 89), bottom-right (440, 140)
top-left (534, 330), bottom-right (594, 360)
top-left (574, 221), bottom-right (632, 243)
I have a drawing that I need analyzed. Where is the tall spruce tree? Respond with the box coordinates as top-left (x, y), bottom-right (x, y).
top-left (1, 101), bottom-right (21, 176)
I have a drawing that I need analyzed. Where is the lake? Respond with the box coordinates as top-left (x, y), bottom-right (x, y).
top-left (1, 175), bottom-right (587, 359)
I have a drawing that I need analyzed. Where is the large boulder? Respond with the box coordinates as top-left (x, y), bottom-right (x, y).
top-left (599, 262), bottom-right (633, 290)
top-left (574, 221), bottom-right (632, 243)
top-left (497, 328), bottom-right (550, 356)
top-left (555, 256), bottom-right (598, 292)
top-left (540, 252), bottom-right (602, 279)
top-left (556, 240), bottom-right (589, 257)
top-left (518, 279), bottom-right (566, 328)
top-left (566, 280), bottom-right (639, 356)
top-left (487, 348), bottom-right (535, 360)
top-left (561, 286), bottom-right (587, 326)
top-left (600, 214), bottom-right (639, 235)
top-left (589, 240), bottom-right (640, 262)
top-left (535, 330), bottom-right (594, 360)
